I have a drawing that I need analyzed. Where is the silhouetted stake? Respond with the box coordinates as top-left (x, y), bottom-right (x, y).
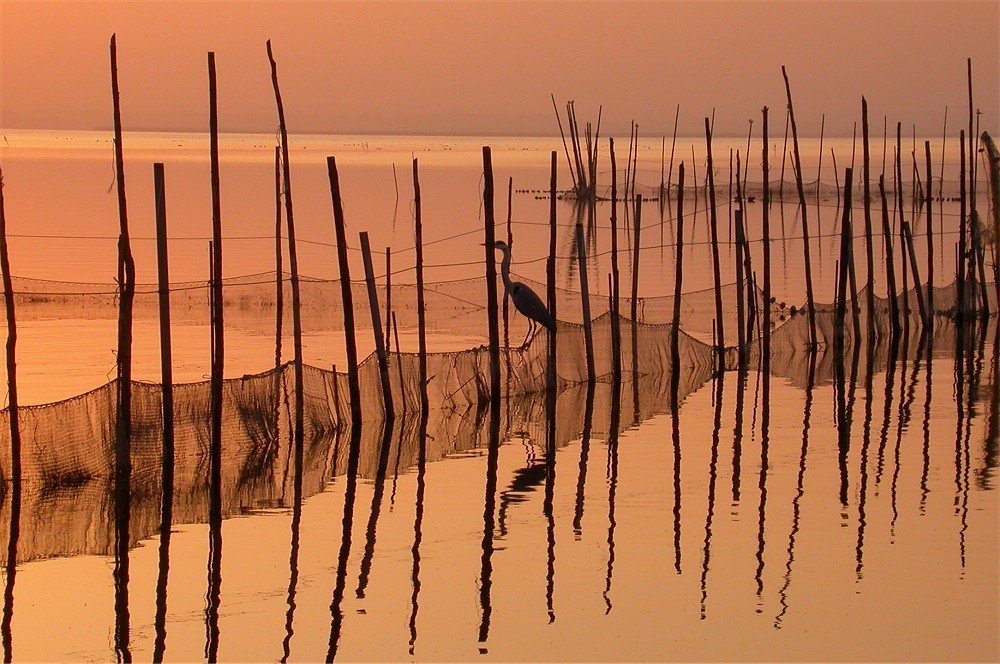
top-left (205, 52), bottom-right (225, 662)
top-left (957, 131), bottom-right (967, 319)
top-left (385, 247), bottom-right (392, 349)
top-left (207, 53), bottom-right (225, 557)
top-left (705, 118), bottom-right (725, 370)
top-left (609, 139), bottom-right (622, 384)
top-left (274, 146), bottom-right (283, 371)
top-left (861, 98), bottom-right (876, 340)
top-left (326, 156), bottom-right (362, 426)
top-left (878, 176), bottom-right (900, 335)
top-left (779, 108), bottom-right (790, 203)
top-left (0, 166), bottom-right (20, 489)
top-left (895, 124), bottom-right (911, 323)
top-left (152, 163), bottom-right (174, 531)
top-left (503, 177), bottom-right (513, 352)
top-left (762, 107), bottom-right (772, 362)
top-left (267, 41), bottom-right (307, 505)
top-left (735, 209), bottom-right (747, 361)
top-left (728, 149), bottom-right (734, 243)
top-left (206, 60), bottom-right (225, 664)
top-left (781, 66), bottom-right (818, 348)
top-left (924, 141), bottom-right (934, 318)
top-left (391, 312), bottom-right (406, 413)
top-left (902, 220), bottom-right (928, 325)
top-left (360, 232), bottom-right (394, 421)
top-left (734, 155), bottom-right (756, 347)
top-left (484, 147), bottom-right (501, 406)
top-left (835, 169), bottom-right (854, 349)
top-left (547, 151), bottom-right (558, 398)
top-left (413, 159), bottom-right (428, 413)
top-left (551, 94), bottom-right (578, 192)
top-left (150, 163), bottom-right (174, 663)
top-left (982, 131), bottom-right (1000, 307)
top-left (630, 190), bottom-right (643, 324)
top-left (972, 209), bottom-right (990, 316)
top-left (575, 222), bottom-right (595, 382)
top-left (667, 105), bottom-right (680, 200)
top-left (671, 163), bottom-right (686, 374)
top-left (109, 35), bottom-right (135, 663)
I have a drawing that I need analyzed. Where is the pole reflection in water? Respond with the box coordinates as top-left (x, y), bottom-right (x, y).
top-left (356, 418), bottom-right (396, 600)
top-left (876, 334), bottom-right (901, 487)
top-left (958, 322), bottom-right (988, 570)
top-left (775, 351), bottom-right (817, 629)
top-left (604, 362), bottom-right (623, 614)
top-left (892, 330), bottom-right (925, 537)
top-left (327, 415), bottom-right (363, 661)
top-left (114, 450), bottom-right (132, 663)
top-left (855, 332), bottom-right (876, 579)
top-left (980, 323), bottom-right (999, 489)
top-left (920, 329), bottom-right (934, 512)
top-left (572, 380), bottom-right (596, 538)
top-left (731, 364), bottom-right (747, 504)
top-left (407, 409), bottom-right (429, 655)
top-left (544, 377), bottom-right (557, 624)
top-left (699, 367), bottom-right (724, 619)
top-left (754, 343), bottom-right (773, 608)
top-left (2, 480), bottom-right (20, 664)
top-left (280, 369), bottom-right (305, 663)
top-left (476, 396), bottom-right (501, 653)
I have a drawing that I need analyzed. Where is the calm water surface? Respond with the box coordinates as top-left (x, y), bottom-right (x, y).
top-left (0, 131), bottom-right (996, 661)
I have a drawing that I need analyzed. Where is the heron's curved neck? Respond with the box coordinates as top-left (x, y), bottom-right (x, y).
top-left (499, 247), bottom-right (513, 290)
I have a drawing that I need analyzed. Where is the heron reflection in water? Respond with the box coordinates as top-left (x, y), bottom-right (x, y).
top-left (488, 240), bottom-right (555, 348)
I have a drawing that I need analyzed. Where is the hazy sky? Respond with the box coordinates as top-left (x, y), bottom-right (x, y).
top-left (1, 1), bottom-right (997, 137)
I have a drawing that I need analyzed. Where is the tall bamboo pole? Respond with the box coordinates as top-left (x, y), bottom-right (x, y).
top-left (705, 118), bottom-right (724, 369)
top-left (781, 66), bottom-right (818, 347)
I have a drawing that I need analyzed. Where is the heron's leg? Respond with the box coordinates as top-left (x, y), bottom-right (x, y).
top-left (521, 319), bottom-right (533, 349)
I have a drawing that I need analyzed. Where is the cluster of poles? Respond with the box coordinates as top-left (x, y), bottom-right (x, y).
top-left (0, 33), bottom-right (998, 661)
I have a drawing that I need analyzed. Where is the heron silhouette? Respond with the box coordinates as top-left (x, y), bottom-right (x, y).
top-left (488, 240), bottom-right (555, 348)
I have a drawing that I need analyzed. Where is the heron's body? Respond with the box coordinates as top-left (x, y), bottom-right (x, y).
top-left (491, 241), bottom-right (555, 347)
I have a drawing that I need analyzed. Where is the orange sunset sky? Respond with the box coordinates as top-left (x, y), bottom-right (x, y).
top-left (1, 1), bottom-right (998, 137)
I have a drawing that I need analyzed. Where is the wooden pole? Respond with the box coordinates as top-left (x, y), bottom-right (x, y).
top-left (153, 163), bottom-right (174, 548)
top-left (326, 156), bottom-right (362, 426)
top-left (391, 312), bottom-right (406, 414)
top-left (503, 177), bottom-right (512, 352)
top-left (671, 163), bottom-right (686, 374)
top-left (108, 37), bottom-right (135, 661)
top-left (484, 147), bottom-right (501, 406)
top-left (576, 222), bottom-right (595, 382)
top-left (274, 146), bottom-right (283, 371)
top-left (924, 140), bottom-right (934, 318)
top-left (631, 195), bottom-right (642, 326)
top-left (360, 232), bottom-right (394, 420)
top-left (667, 105), bottom-right (680, 201)
top-left (705, 118), bottom-right (725, 369)
top-left (861, 98), bottom-right (876, 339)
top-left (735, 209), bottom-right (747, 361)
top-left (0, 166), bottom-right (21, 488)
top-left (547, 151), bottom-right (558, 388)
top-left (781, 66), bottom-right (818, 348)
top-left (902, 220), bottom-right (928, 325)
top-left (551, 94), bottom-right (578, 193)
top-left (207, 51), bottom-right (224, 542)
top-left (609, 139), bottom-right (622, 384)
top-left (413, 158), bottom-right (428, 413)
top-left (957, 131), bottom-right (967, 319)
top-left (384, 248), bottom-right (392, 349)
top-left (761, 107), bottom-right (772, 363)
top-left (266, 40), bottom-right (307, 487)
top-left (896, 125), bottom-right (911, 322)
top-left (878, 175), bottom-right (900, 335)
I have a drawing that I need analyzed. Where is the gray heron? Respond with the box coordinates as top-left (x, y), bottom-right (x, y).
top-left (487, 240), bottom-right (555, 348)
